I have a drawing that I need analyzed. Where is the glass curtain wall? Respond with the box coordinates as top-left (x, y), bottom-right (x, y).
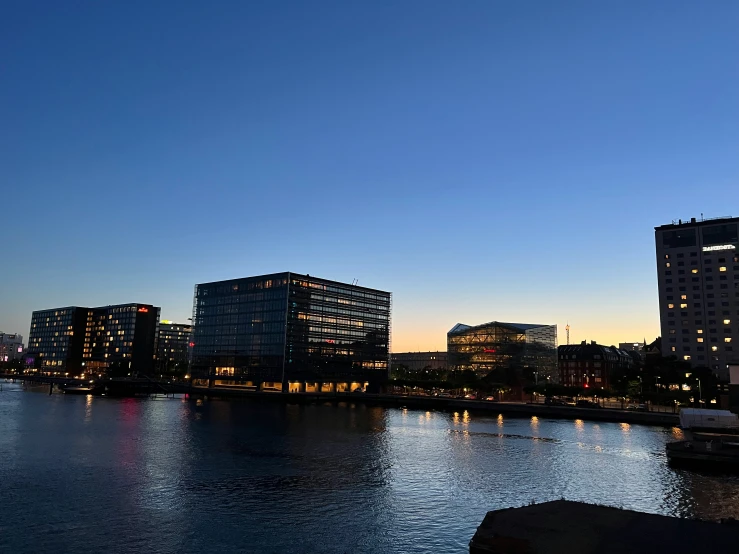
top-left (285, 274), bottom-right (391, 387)
top-left (447, 322), bottom-right (557, 381)
top-left (192, 274), bottom-right (290, 384)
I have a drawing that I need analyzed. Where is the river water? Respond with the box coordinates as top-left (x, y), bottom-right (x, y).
top-left (2, 382), bottom-right (739, 553)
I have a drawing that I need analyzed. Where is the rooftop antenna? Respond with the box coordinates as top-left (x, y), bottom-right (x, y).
top-left (565, 323), bottom-right (570, 345)
top-left (701, 212), bottom-right (704, 221)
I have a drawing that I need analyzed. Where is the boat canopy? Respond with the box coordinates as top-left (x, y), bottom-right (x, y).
top-left (679, 408), bottom-right (739, 430)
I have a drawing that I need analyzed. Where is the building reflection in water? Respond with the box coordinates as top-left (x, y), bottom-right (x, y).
top-left (2, 387), bottom-right (739, 554)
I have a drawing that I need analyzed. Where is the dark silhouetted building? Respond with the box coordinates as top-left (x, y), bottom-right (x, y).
top-left (391, 351), bottom-right (447, 372)
top-left (558, 341), bottom-right (634, 390)
top-left (447, 321), bottom-right (557, 381)
top-left (0, 333), bottom-right (24, 362)
top-left (619, 342), bottom-right (645, 353)
top-left (191, 273), bottom-right (391, 392)
top-left (655, 216), bottom-right (739, 380)
top-left (27, 303), bottom-right (160, 376)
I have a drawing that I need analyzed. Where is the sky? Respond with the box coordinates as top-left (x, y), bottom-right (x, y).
top-left (2, 1), bottom-right (738, 352)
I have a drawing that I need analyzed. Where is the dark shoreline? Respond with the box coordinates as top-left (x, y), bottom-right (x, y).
top-left (2, 375), bottom-right (679, 427)
top-left (189, 387), bottom-right (679, 427)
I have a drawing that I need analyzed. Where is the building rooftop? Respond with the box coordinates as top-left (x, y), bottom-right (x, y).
top-left (448, 321), bottom-right (553, 335)
top-left (470, 500), bottom-right (738, 554)
top-left (655, 215), bottom-right (737, 231)
top-left (558, 342), bottom-right (630, 357)
top-left (196, 271), bottom-right (390, 294)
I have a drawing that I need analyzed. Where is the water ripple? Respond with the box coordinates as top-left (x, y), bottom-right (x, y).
top-left (1, 383), bottom-right (739, 554)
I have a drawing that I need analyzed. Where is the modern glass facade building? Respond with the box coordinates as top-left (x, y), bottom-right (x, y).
top-left (28, 303), bottom-right (160, 376)
top-left (191, 272), bottom-right (391, 392)
top-left (447, 321), bottom-right (557, 381)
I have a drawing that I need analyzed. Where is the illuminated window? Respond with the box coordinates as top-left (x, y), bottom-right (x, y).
top-left (726, 338), bottom-right (733, 343)
top-left (680, 303), bottom-right (688, 308)
top-left (665, 254), bottom-right (670, 259)
top-left (691, 269), bottom-right (699, 274)
top-left (724, 319), bottom-right (731, 325)
top-left (684, 355), bottom-right (691, 361)
top-left (712, 346), bottom-right (718, 351)
top-left (697, 338), bottom-right (704, 343)
top-left (681, 295), bottom-right (687, 300)
top-left (671, 346), bottom-right (676, 352)
top-left (720, 266), bottom-right (727, 272)
top-left (666, 262), bottom-right (671, 268)
top-left (668, 303), bottom-right (674, 309)
top-left (697, 329), bottom-right (703, 334)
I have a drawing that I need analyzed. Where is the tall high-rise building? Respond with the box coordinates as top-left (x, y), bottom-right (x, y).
top-left (157, 320), bottom-right (192, 369)
top-left (655, 216), bottom-right (739, 380)
top-left (27, 303), bottom-right (160, 376)
top-left (191, 272), bottom-right (391, 392)
top-left (27, 307), bottom-right (88, 374)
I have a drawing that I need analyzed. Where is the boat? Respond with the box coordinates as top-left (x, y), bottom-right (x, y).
top-left (666, 408), bottom-right (739, 469)
top-left (63, 386), bottom-right (95, 395)
top-left (679, 408), bottom-right (739, 438)
top-left (666, 433), bottom-right (739, 469)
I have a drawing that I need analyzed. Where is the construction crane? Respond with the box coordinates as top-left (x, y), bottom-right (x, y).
top-left (565, 323), bottom-right (570, 345)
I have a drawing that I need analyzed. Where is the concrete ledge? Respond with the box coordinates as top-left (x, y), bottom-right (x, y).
top-left (470, 500), bottom-right (739, 554)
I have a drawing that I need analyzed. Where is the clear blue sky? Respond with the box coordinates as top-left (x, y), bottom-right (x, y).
top-left (2, 1), bottom-right (738, 351)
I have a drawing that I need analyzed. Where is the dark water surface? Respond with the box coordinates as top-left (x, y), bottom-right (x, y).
top-left (2, 382), bottom-right (739, 553)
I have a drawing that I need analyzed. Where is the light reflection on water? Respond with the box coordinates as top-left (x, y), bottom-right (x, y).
top-left (1, 381), bottom-right (739, 554)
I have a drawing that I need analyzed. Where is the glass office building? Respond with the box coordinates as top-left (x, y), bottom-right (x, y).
top-left (28, 303), bottom-right (160, 376)
top-left (447, 321), bottom-right (557, 381)
top-left (191, 272), bottom-right (391, 392)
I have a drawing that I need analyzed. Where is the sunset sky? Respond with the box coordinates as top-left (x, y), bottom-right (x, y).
top-left (2, 1), bottom-right (739, 351)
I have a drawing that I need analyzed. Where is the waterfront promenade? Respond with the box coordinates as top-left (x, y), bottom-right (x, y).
top-left (190, 387), bottom-right (679, 426)
top-left (2, 374), bottom-right (678, 426)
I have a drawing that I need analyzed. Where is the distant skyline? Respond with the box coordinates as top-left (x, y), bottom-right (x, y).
top-left (2, 1), bottom-right (738, 352)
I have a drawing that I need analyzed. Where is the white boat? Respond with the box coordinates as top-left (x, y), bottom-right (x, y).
top-left (679, 408), bottom-right (739, 435)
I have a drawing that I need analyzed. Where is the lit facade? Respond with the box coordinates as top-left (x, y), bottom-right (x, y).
top-left (157, 321), bottom-right (193, 368)
top-left (655, 217), bottom-right (739, 380)
top-left (447, 321), bottom-right (557, 381)
top-left (27, 304), bottom-right (160, 376)
top-left (558, 342), bottom-right (635, 390)
top-left (191, 272), bottom-right (391, 392)
top-left (27, 308), bottom-right (88, 374)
